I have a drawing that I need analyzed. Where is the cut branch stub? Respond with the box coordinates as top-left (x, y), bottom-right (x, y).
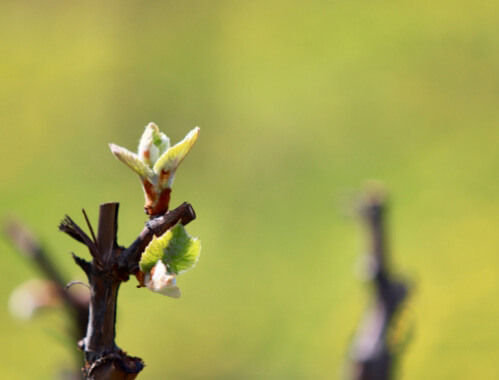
top-left (96, 203), bottom-right (120, 266)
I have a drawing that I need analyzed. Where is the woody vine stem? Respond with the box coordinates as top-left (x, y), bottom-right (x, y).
top-left (59, 123), bottom-right (202, 379)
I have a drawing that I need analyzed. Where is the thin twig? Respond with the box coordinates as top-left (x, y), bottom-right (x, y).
top-left (82, 208), bottom-right (97, 245)
top-left (65, 281), bottom-right (90, 290)
top-left (59, 215), bottom-right (102, 269)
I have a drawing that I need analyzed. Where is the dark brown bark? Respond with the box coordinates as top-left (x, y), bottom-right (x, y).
top-left (83, 204), bottom-right (123, 370)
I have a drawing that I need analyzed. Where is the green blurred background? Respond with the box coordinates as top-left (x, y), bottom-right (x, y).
top-left (1, 1), bottom-right (498, 378)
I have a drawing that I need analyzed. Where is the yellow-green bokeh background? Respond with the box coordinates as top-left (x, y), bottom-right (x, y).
top-left (1, 1), bottom-right (498, 379)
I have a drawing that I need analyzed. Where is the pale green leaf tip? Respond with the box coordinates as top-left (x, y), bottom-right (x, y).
top-left (140, 122), bottom-right (168, 147)
top-left (109, 143), bottom-right (152, 178)
top-left (152, 126), bottom-right (200, 176)
top-left (109, 142), bottom-right (121, 155)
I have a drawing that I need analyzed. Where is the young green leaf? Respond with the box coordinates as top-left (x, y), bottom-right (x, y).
top-left (139, 223), bottom-right (201, 275)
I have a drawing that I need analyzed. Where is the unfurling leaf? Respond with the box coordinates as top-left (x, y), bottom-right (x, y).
top-left (140, 223), bottom-right (201, 275)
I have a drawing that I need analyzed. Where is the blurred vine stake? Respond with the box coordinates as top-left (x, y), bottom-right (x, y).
top-left (55, 122), bottom-right (201, 379)
top-left (347, 184), bottom-right (412, 380)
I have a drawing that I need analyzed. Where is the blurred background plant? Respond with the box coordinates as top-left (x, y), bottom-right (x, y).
top-left (346, 185), bottom-right (413, 380)
top-left (4, 218), bottom-right (89, 378)
top-left (1, 1), bottom-right (498, 379)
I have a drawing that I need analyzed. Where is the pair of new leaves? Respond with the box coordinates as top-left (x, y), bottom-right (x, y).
top-left (110, 123), bottom-right (201, 298)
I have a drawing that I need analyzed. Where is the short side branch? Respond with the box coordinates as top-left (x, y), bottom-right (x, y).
top-left (118, 202), bottom-right (196, 275)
